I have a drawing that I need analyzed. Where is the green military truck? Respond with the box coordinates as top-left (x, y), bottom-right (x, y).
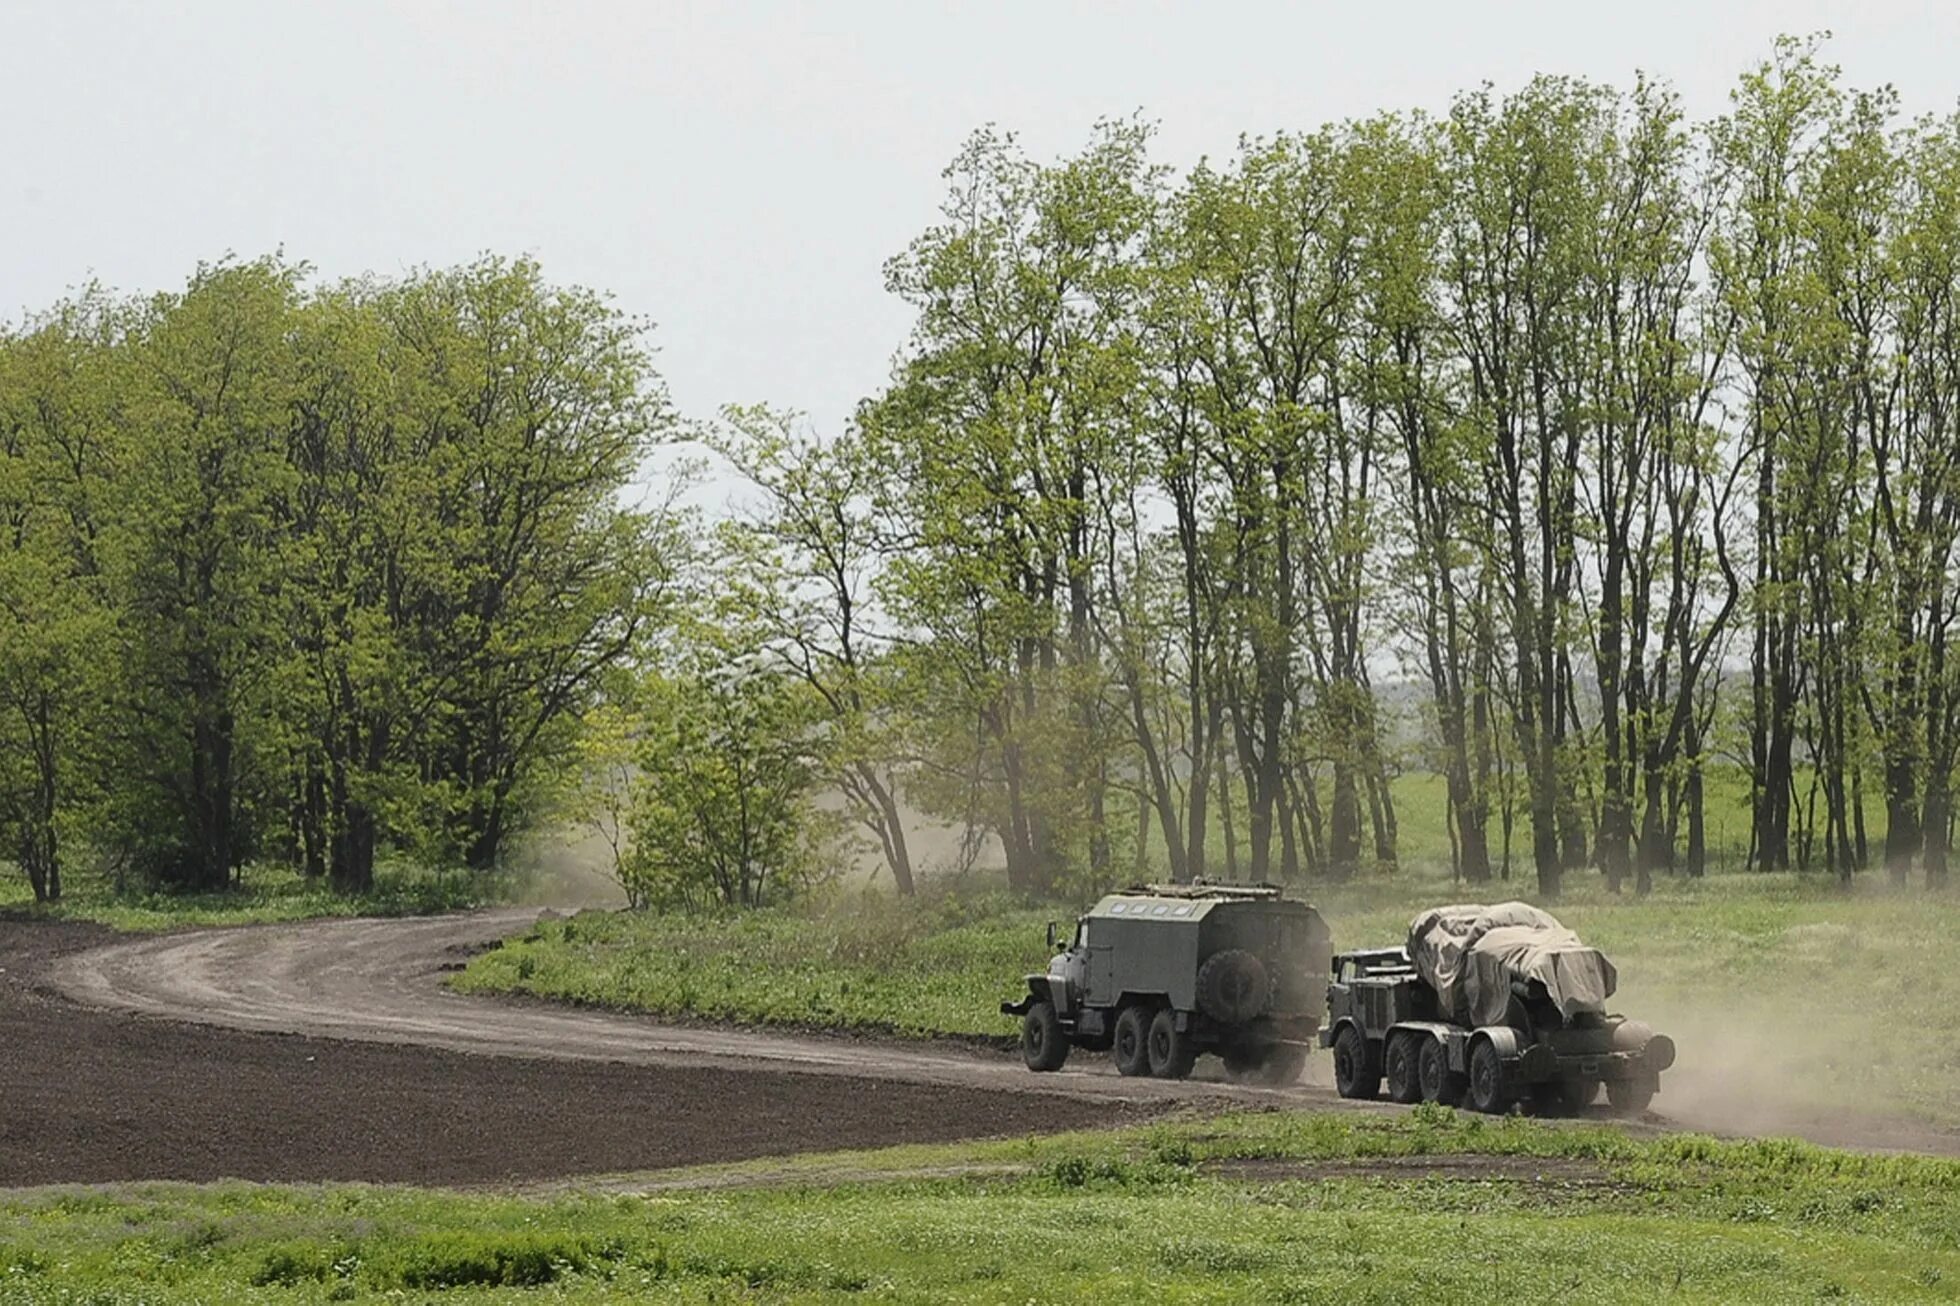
top-left (1001, 884), bottom-right (1331, 1084)
top-left (1322, 903), bottom-right (1676, 1115)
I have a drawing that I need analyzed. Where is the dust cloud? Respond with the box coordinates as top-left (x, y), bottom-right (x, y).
top-left (1621, 970), bottom-right (1960, 1156)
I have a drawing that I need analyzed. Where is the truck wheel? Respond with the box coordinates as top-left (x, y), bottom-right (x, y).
top-left (1466, 1039), bottom-right (1512, 1114)
top-left (1257, 1043), bottom-right (1309, 1087)
top-left (1020, 1001), bottom-right (1069, 1072)
top-left (1146, 1008), bottom-right (1198, 1080)
top-left (1112, 1005), bottom-right (1153, 1078)
top-left (1196, 950), bottom-right (1271, 1024)
top-left (1606, 1079), bottom-right (1655, 1116)
top-left (1417, 1036), bottom-right (1464, 1106)
top-left (1332, 1026), bottom-right (1380, 1100)
top-left (1384, 1032), bottom-right (1424, 1104)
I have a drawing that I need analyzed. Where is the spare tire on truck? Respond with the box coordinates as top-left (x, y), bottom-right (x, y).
top-left (1196, 949), bottom-right (1271, 1024)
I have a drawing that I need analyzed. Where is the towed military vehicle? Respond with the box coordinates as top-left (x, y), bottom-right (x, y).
top-left (1322, 902), bottom-right (1675, 1115)
top-left (1002, 884), bottom-right (1331, 1084)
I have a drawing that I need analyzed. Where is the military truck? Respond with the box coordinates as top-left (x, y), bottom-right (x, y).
top-left (1321, 903), bottom-right (1675, 1115)
top-left (1001, 884), bottom-right (1331, 1084)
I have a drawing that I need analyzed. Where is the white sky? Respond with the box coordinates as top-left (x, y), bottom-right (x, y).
top-left (6, 1), bottom-right (1959, 444)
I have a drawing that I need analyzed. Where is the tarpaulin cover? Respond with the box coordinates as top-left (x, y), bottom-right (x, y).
top-left (1406, 902), bottom-right (1617, 1027)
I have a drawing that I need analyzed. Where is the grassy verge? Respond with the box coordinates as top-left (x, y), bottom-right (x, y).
top-left (1, 1111), bottom-right (1955, 1301)
top-left (0, 860), bottom-right (512, 932)
top-left (456, 871), bottom-right (1960, 1125)
top-left (452, 888), bottom-right (1050, 1040)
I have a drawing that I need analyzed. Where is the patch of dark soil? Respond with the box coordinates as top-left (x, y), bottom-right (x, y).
top-left (0, 920), bottom-right (1135, 1188)
top-left (1206, 1153), bottom-right (1617, 1186)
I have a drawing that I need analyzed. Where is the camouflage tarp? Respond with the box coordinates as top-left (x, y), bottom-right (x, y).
top-left (1406, 902), bottom-right (1616, 1027)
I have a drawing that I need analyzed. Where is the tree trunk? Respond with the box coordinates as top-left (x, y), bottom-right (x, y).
top-left (1328, 761), bottom-right (1361, 881)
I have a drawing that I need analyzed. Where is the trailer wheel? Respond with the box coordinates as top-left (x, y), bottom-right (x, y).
top-left (1332, 1026), bottom-right (1380, 1100)
top-left (1606, 1079), bottom-right (1655, 1116)
top-left (1384, 1032), bottom-right (1424, 1104)
top-left (1020, 1000), bottom-right (1069, 1072)
top-left (1146, 1008), bottom-right (1198, 1080)
top-left (1466, 1038), bottom-right (1512, 1114)
top-left (1417, 1036), bottom-right (1464, 1106)
top-left (1112, 1004), bottom-right (1153, 1078)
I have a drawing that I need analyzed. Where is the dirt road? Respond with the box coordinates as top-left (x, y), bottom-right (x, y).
top-left (0, 917), bottom-right (1154, 1187)
top-left (44, 909), bottom-right (1267, 1105)
top-left (23, 908), bottom-right (1960, 1185)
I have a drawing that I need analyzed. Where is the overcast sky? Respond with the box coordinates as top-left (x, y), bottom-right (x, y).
top-left (6, 1), bottom-right (1960, 440)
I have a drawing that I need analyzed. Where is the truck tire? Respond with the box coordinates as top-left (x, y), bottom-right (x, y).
top-left (1196, 950), bottom-right (1271, 1025)
top-left (1417, 1036), bottom-right (1465, 1106)
top-left (1606, 1079), bottom-right (1655, 1116)
top-left (1332, 1026), bottom-right (1380, 1100)
top-left (1466, 1038), bottom-right (1512, 1115)
top-left (1020, 1000), bottom-right (1069, 1072)
top-left (1384, 1031), bottom-right (1424, 1104)
top-left (1112, 1004), bottom-right (1153, 1077)
top-left (1146, 1008), bottom-right (1198, 1080)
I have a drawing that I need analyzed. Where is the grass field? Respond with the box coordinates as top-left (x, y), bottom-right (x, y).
top-left (457, 869), bottom-right (1960, 1128)
top-left (0, 1111), bottom-right (1953, 1302)
top-left (0, 860), bottom-right (510, 932)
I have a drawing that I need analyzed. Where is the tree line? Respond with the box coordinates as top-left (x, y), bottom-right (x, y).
top-left (678, 37), bottom-right (1960, 905)
top-left (0, 256), bottom-right (672, 900)
top-left (8, 39), bottom-right (1958, 910)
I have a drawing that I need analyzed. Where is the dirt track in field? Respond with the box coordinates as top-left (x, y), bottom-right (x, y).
top-left (0, 917), bottom-right (1163, 1188)
top-left (42, 910), bottom-right (1276, 1105)
top-left (9, 908), bottom-right (1959, 1189)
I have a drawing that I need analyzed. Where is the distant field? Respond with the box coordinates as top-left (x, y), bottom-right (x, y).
top-left (460, 870), bottom-right (1960, 1129)
top-left (1, 1110), bottom-right (1954, 1302)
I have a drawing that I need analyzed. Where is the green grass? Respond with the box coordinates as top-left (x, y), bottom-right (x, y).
top-left (0, 859), bottom-right (512, 932)
top-left (452, 888), bottom-right (1052, 1041)
top-left (458, 870), bottom-right (1960, 1126)
top-left (0, 1111), bottom-right (1954, 1301)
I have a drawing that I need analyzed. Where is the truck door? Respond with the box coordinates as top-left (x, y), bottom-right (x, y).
top-left (1084, 920), bottom-right (1116, 1006)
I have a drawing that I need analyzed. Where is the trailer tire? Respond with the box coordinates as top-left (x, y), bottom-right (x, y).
top-left (1196, 950), bottom-right (1271, 1024)
top-left (1332, 1025), bottom-right (1380, 1100)
top-left (1418, 1036), bottom-right (1464, 1106)
top-left (1020, 1000), bottom-right (1069, 1072)
top-left (1384, 1031), bottom-right (1424, 1104)
top-left (1112, 1004), bottom-right (1153, 1078)
top-left (1146, 1008), bottom-right (1198, 1080)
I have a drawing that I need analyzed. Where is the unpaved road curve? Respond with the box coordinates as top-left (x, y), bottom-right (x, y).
top-left (42, 910), bottom-right (1960, 1158)
top-left (44, 910), bottom-right (1273, 1107)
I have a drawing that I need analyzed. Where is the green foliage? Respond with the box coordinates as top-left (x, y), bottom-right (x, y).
top-left (0, 858), bottom-right (511, 931)
top-left (2, 1113), bottom-right (1958, 1301)
top-left (455, 885), bottom-right (1048, 1037)
top-left (0, 255), bottom-right (674, 904)
top-left (612, 630), bottom-right (839, 911)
